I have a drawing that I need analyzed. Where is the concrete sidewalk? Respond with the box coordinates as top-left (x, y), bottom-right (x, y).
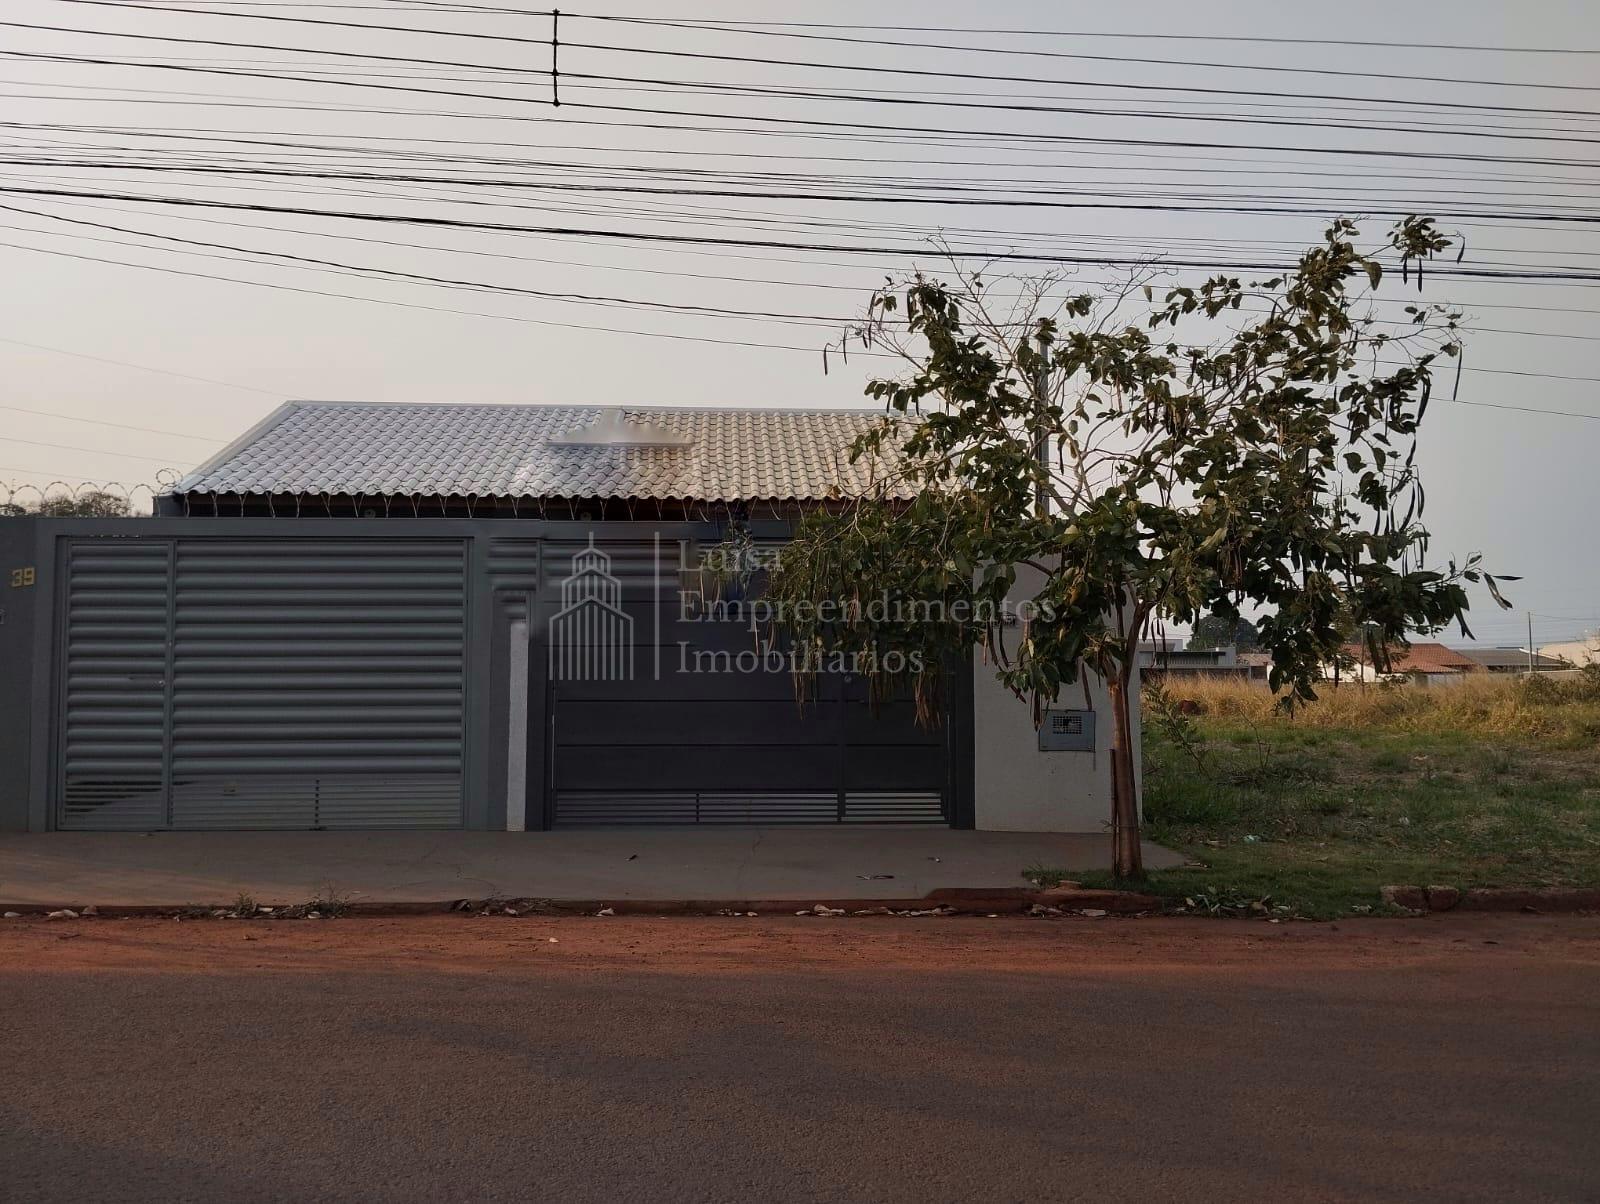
top-left (0, 829), bottom-right (1184, 908)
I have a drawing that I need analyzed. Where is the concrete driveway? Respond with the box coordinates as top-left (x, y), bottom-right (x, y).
top-left (0, 829), bottom-right (1185, 908)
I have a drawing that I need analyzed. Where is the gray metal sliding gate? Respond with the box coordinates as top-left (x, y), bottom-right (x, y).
top-left (541, 538), bottom-right (949, 827)
top-left (16, 519), bottom-right (971, 834)
top-left (58, 537), bottom-right (467, 830)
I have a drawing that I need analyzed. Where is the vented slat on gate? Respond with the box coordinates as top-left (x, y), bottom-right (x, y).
top-left (58, 541), bottom-right (171, 829)
top-left (842, 793), bottom-right (946, 824)
top-left (58, 536), bottom-right (469, 830)
top-left (168, 539), bottom-right (467, 829)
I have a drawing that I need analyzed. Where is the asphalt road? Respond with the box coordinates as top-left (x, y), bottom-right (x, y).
top-left (2, 914), bottom-right (1597, 1203)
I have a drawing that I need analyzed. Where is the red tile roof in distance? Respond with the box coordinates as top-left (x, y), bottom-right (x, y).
top-left (1342, 641), bottom-right (1483, 674)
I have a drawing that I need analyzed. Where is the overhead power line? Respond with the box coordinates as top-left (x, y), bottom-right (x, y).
top-left (593, 13), bottom-right (1600, 54)
top-left (0, 401), bottom-right (228, 442)
top-left (0, 335), bottom-right (283, 397)
top-left (1437, 399), bottom-right (1600, 423)
top-left (0, 462), bottom-right (169, 487)
top-left (9, 155), bottom-right (1600, 230)
top-left (11, 19), bottom-right (1600, 146)
top-left (50, 1), bottom-right (1600, 94)
top-left (6, 77), bottom-right (1599, 177)
top-left (5, 0), bottom-right (1597, 438)
top-left (0, 432), bottom-right (183, 464)
top-left (567, 98), bottom-right (1600, 170)
top-left (579, 12), bottom-right (1600, 93)
top-left (3, 238), bottom-right (1597, 426)
top-left (0, 235), bottom-right (868, 355)
top-left (0, 201), bottom-right (847, 323)
top-left (555, 37), bottom-right (1600, 121)
top-left (5, 185), bottom-right (1600, 284)
top-left (8, 203), bottom-right (1600, 392)
top-left (49, 0), bottom-right (561, 48)
top-left (26, 191), bottom-right (1600, 339)
top-left (12, 120), bottom-right (1600, 205)
top-left (20, 10), bottom-right (1600, 120)
top-left (17, 187), bottom-right (1600, 315)
top-left (15, 20), bottom-right (1600, 144)
top-left (360, 3), bottom-right (1600, 56)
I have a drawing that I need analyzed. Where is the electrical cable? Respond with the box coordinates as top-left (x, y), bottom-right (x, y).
top-left (5, 185), bottom-right (1600, 284)
top-left (52, 2), bottom-right (1600, 95)
top-left (0, 336), bottom-right (284, 397)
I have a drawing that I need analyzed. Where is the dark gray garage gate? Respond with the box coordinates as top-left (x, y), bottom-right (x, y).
top-left (539, 538), bottom-right (951, 827)
top-left (57, 536), bottom-right (467, 830)
top-left (0, 518), bottom-right (971, 832)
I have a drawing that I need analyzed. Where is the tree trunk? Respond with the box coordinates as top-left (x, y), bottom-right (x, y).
top-left (1106, 669), bottom-right (1145, 880)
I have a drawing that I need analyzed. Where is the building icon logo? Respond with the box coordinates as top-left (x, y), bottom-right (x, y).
top-left (549, 536), bottom-right (634, 681)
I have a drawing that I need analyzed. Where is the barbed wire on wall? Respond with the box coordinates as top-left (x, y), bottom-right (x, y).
top-left (5, 478), bottom-right (811, 522)
top-left (174, 489), bottom-right (784, 522)
top-left (0, 469), bottom-right (179, 516)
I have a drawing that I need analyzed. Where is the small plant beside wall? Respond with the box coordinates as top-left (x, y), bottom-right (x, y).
top-left (1022, 862), bottom-right (1072, 890)
top-left (1143, 680), bottom-right (1208, 772)
top-left (281, 883), bottom-right (354, 919)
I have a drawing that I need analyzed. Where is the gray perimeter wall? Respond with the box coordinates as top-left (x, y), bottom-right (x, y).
top-left (0, 519), bottom-right (40, 830)
top-left (2, 517), bottom-right (984, 833)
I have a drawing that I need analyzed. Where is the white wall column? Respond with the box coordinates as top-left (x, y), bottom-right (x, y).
top-left (969, 568), bottom-right (1141, 832)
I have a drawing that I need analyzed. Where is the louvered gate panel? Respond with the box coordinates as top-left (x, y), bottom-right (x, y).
top-left (545, 537), bottom-right (951, 828)
top-left (167, 539), bottom-right (468, 829)
top-left (58, 541), bottom-right (172, 830)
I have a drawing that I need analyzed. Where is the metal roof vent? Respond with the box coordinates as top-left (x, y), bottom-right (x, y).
top-left (547, 408), bottom-right (694, 447)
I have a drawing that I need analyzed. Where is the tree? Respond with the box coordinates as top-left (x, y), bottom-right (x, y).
top-left (745, 217), bottom-right (1511, 879)
top-left (1, 490), bottom-right (133, 518)
top-left (1188, 612), bottom-right (1260, 651)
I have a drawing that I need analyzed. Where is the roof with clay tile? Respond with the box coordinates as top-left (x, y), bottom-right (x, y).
top-left (1341, 641), bottom-right (1483, 674)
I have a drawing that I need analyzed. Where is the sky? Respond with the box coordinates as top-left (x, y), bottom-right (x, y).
top-left (0, 0), bottom-right (1596, 649)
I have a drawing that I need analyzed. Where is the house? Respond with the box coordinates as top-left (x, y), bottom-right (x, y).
top-left (0, 401), bottom-right (1132, 836)
top-left (1138, 641), bottom-right (1237, 675)
top-left (1236, 651), bottom-right (1273, 681)
top-left (1137, 641), bottom-right (1269, 681)
top-left (1328, 641), bottom-right (1483, 686)
top-left (1455, 647), bottom-right (1572, 674)
top-left (1539, 634), bottom-right (1598, 668)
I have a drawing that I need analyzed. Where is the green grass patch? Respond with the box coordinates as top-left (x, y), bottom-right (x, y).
top-left (1081, 673), bottom-right (1600, 918)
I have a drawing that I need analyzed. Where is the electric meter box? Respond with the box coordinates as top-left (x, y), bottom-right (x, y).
top-left (1038, 708), bottom-right (1096, 752)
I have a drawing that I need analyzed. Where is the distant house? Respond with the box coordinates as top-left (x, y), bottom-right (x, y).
top-left (1236, 650), bottom-right (1273, 682)
top-left (1328, 641), bottom-right (1483, 687)
top-left (1138, 642), bottom-right (1268, 681)
top-left (1540, 634), bottom-right (1598, 668)
top-left (1455, 647), bottom-right (1571, 674)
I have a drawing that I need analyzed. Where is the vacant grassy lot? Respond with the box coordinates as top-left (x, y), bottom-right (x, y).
top-left (1081, 670), bottom-right (1600, 917)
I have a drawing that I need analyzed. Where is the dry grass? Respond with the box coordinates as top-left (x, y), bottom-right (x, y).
top-left (1160, 668), bottom-right (1600, 747)
top-left (1067, 668), bottom-right (1600, 917)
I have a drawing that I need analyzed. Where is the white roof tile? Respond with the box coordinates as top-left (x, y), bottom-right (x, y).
top-left (170, 402), bottom-right (914, 503)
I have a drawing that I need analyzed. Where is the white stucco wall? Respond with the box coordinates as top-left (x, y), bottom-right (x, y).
top-left (969, 569), bottom-right (1143, 833)
top-left (973, 659), bottom-right (1140, 831)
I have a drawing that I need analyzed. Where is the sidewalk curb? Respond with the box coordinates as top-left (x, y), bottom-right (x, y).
top-left (0, 886), bottom-right (1163, 919)
top-left (1382, 885), bottom-right (1600, 913)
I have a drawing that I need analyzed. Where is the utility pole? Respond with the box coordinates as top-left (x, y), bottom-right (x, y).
top-left (1527, 611), bottom-right (1535, 675)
